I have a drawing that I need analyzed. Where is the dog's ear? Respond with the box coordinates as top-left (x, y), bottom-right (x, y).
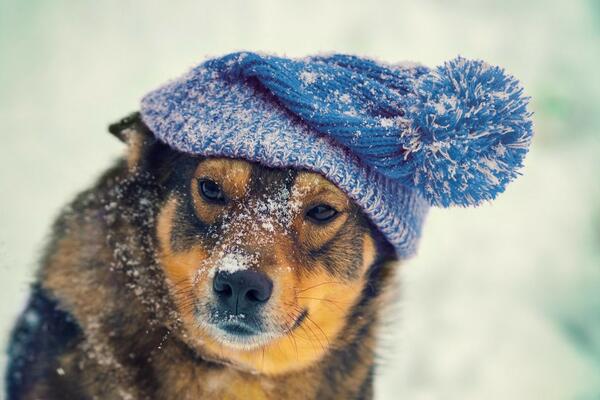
top-left (109, 112), bottom-right (157, 171)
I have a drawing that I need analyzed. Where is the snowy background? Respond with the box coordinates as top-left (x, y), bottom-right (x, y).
top-left (1, 0), bottom-right (599, 399)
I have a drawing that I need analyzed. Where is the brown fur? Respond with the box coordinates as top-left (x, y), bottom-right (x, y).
top-left (13, 115), bottom-right (399, 400)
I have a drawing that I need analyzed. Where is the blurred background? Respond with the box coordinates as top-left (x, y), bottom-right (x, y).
top-left (1, 0), bottom-right (599, 398)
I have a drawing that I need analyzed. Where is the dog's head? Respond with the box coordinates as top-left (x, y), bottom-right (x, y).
top-left (111, 113), bottom-right (397, 375)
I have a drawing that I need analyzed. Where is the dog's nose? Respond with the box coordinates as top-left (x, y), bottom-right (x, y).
top-left (213, 270), bottom-right (273, 313)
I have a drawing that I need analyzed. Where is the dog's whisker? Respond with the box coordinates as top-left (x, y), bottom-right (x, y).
top-left (296, 281), bottom-right (346, 294)
top-left (295, 296), bottom-right (346, 312)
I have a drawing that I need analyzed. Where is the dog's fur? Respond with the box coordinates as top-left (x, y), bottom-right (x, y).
top-left (6, 113), bottom-right (399, 400)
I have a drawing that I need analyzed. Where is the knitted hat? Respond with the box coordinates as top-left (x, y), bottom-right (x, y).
top-left (140, 52), bottom-right (533, 259)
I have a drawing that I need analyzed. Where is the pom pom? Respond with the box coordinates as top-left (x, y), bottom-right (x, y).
top-left (401, 57), bottom-right (533, 207)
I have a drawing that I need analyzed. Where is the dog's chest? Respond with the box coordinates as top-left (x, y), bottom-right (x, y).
top-left (203, 372), bottom-right (271, 400)
top-left (159, 361), bottom-right (279, 400)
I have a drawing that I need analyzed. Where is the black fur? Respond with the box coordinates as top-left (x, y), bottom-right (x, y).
top-left (6, 286), bottom-right (82, 399)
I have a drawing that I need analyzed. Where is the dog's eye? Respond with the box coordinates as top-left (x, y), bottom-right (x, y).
top-left (306, 204), bottom-right (338, 224)
top-left (198, 179), bottom-right (226, 204)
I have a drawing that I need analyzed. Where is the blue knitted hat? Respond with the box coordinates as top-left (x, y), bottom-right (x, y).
top-left (140, 52), bottom-right (533, 259)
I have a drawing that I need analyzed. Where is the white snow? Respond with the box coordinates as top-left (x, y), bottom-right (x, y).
top-left (379, 117), bottom-right (394, 128)
top-left (217, 253), bottom-right (252, 274)
top-left (300, 70), bottom-right (318, 85)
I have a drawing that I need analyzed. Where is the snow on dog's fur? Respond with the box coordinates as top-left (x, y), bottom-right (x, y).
top-left (6, 114), bottom-right (398, 400)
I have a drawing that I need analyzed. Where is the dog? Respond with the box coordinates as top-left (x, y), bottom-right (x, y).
top-left (6, 49), bottom-right (534, 399)
top-left (6, 112), bottom-right (398, 400)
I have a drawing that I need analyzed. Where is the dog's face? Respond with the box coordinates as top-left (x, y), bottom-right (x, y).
top-left (114, 117), bottom-right (396, 375)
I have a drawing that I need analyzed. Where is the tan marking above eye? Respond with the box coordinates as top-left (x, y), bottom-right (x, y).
top-left (292, 172), bottom-right (350, 213)
top-left (191, 158), bottom-right (252, 223)
top-left (194, 158), bottom-right (252, 199)
top-left (292, 172), bottom-right (351, 249)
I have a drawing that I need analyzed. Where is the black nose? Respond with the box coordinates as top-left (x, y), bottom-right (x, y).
top-left (213, 270), bottom-right (273, 313)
